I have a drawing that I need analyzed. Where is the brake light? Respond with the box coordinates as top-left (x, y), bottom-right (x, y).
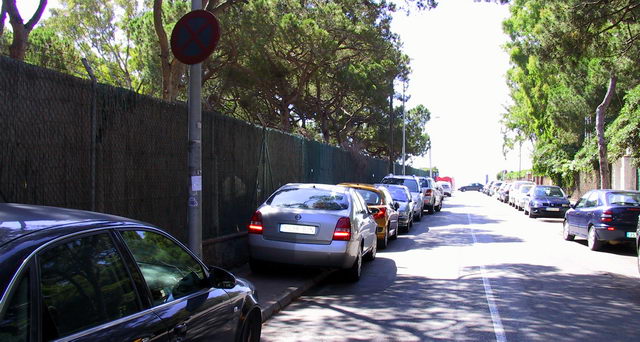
top-left (601, 210), bottom-right (613, 223)
top-left (373, 207), bottom-right (386, 220)
top-left (248, 211), bottom-right (263, 234)
top-left (425, 189), bottom-right (433, 196)
top-left (333, 217), bottom-right (352, 241)
top-left (607, 227), bottom-right (616, 231)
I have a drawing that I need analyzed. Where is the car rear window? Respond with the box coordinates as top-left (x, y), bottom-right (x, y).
top-left (386, 188), bottom-right (409, 201)
top-left (382, 178), bottom-right (419, 192)
top-left (354, 189), bottom-right (381, 205)
top-left (267, 188), bottom-right (349, 210)
top-left (606, 192), bottom-right (640, 206)
top-left (534, 186), bottom-right (565, 198)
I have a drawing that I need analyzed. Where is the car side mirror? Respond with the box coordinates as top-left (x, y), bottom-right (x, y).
top-left (208, 266), bottom-right (237, 289)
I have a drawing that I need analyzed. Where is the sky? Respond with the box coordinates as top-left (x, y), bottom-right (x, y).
top-left (391, 0), bottom-right (532, 186)
top-left (17, 0), bottom-right (530, 187)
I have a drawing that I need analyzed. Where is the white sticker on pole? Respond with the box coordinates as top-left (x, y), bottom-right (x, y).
top-left (191, 176), bottom-right (202, 192)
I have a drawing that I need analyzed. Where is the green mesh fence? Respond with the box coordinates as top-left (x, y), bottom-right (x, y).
top-left (0, 56), bottom-right (428, 245)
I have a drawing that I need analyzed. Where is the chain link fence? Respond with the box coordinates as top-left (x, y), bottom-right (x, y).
top-left (1, 56), bottom-right (427, 265)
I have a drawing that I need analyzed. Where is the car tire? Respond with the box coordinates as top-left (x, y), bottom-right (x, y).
top-left (588, 226), bottom-right (602, 251)
top-left (237, 309), bottom-right (261, 342)
top-left (562, 221), bottom-right (575, 241)
top-left (379, 228), bottom-right (389, 249)
top-left (427, 205), bottom-right (435, 215)
top-left (391, 225), bottom-right (398, 240)
top-left (346, 247), bottom-right (362, 282)
top-left (435, 203), bottom-right (442, 212)
top-left (365, 239), bottom-right (377, 261)
top-left (528, 210), bottom-right (536, 219)
top-left (524, 207), bottom-right (529, 215)
top-left (415, 208), bottom-right (422, 221)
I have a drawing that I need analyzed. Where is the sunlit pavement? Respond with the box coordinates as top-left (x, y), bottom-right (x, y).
top-left (260, 192), bottom-right (640, 342)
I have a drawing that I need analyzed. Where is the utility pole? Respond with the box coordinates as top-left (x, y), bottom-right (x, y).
top-left (187, 0), bottom-right (203, 258)
top-left (389, 81), bottom-right (394, 174)
top-left (402, 81), bottom-right (406, 176)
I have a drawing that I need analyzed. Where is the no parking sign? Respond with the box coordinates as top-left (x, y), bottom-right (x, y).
top-left (170, 10), bottom-right (221, 65)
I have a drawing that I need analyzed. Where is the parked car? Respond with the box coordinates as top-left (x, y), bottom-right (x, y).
top-left (564, 189), bottom-right (640, 251)
top-left (416, 176), bottom-right (443, 214)
top-left (523, 185), bottom-right (570, 218)
top-left (438, 181), bottom-right (453, 197)
top-left (339, 183), bottom-right (400, 249)
top-left (482, 181), bottom-right (495, 195)
top-left (0, 203), bottom-right (262, 342)
top-left (376, 183), bottom-right (414, 232)
top-left (508, 181), bottom-right (535, 207)
top-left (248, 183), bottom-right (377, 281)
top-left (381, 175), bottom-right (425, 220)
top-left (497, 182), bottom-right (512, 202)
top-left (459, 183), bottom-right (484, 192)
top-left (490, 181), bottom-right (503, 196)
top-left (514, 184), bottom-right (535, 211)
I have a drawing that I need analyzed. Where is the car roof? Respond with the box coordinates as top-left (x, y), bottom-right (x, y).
top-left (338, 183), bottom-right (380, 192)
top-left (281, 183), bottom-right (349, 192)
top-left (0, 203), bottom-right (146, 247)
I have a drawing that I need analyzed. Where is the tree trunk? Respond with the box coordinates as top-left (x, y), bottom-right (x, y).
top-left (4, 0), bottom-right (47, 61)
top-left (595, 74), bottom-right (617, 189)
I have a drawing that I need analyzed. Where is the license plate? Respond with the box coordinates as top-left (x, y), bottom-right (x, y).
top-left (546, 208), bottom-right (560, 212)
top-left (626, 232), bottom-right (637, 238)
top-left (280, 224), bottom-right (316, 235)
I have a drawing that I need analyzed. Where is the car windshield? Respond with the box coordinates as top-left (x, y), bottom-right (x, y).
top-left (382, 178), bottom-right (419, 192)
top-left (534, 187), bottom-right (565, 198)
top-left (386, 188), bottom-right (409, 201)
top-left (354, 189), bottom-right (381, 205)
top-left (520, 185), bottom-right (533, 194)
top-left (606, 192), bottom-right (640, 206)
top-left (267, 188), bottom-right (349, 210)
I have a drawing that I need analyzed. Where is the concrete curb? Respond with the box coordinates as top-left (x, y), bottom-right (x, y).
top-left (260, 269), bottom-right (333, 322)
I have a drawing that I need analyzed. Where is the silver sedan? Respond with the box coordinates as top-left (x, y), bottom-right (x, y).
top-left (247, 183), bottom-right (378, 281)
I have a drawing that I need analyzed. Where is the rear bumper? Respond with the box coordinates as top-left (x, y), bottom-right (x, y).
top-left (248, 235), bottom-right (356, 269)
top-left (594, 225), bottom-right (637, 242)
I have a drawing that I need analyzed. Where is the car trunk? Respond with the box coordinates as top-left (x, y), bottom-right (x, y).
top-left (260, 207), bottom-right (345, 245)
top-left (609, 207), bottom-right (640, 228)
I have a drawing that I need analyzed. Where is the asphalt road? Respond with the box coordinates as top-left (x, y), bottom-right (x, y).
top-left (260, 191), bottom-right (640, 342)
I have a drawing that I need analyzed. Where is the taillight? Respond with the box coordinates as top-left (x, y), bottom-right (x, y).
top-left (425, 189), bottom-right (433, 196)
top-left (607, 227), bottom-right (616, 231)
top-left (333, 217), bottom-right (352, 241)
top-left (248, 211), bottom-right (263, 234)
top-left (373, 207), bottom-right (386, 220)
top-left (601, 210), bottom-right (613, 223)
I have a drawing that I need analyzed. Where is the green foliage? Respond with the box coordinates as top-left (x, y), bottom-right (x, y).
top-left (501, 0), bottom-right (640, 186)
top-left (607, 85), bottom-right (640, 166)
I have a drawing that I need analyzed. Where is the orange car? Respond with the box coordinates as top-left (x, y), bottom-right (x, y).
top-left (338, 183), bottom-right (400, 249)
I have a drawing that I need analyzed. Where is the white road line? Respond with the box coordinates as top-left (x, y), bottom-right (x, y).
top-left (467, 213), bottom-right (507, 342)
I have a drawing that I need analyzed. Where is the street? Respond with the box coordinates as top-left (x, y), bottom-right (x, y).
top-left (260, 191), bottom-right (640, 341)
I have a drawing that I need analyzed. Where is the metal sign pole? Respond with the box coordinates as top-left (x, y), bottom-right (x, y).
top-left (188, 0), bottom-right (203, 258)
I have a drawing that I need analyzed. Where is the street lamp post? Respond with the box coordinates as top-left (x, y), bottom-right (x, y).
top-left (402, 81), bottom-right (406, 175)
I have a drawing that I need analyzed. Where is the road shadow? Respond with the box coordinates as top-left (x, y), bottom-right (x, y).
top-left (262, 262), bottom-right (640, 341)
top-left (569, 239), bottom-right (637, 257)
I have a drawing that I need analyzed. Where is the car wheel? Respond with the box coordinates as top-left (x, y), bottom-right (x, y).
top-left (435, 203), bottom-right (441, 212)
top-left (346, 247), bottom-right (362, 282)
top-left (562, 221), bottom-right (575, 241)
top-left (237, 309), bottom-right (261, 342)
top-left (415, 208), bottom-right (422, 221)
top-left (391, 225), bottom-right (398, 240)
top-left (365, 238), bottom-right (377, 261)
top-left (528, 210), bottom-right (536, 219)
top-left (427, 205), bottom-right (435, 214)
top-left (524, 207), bottom-right (529, 215)
top-left (379, 228), bottom-right (389, 249)
top-left (588, 226), bottom-right (602, 251)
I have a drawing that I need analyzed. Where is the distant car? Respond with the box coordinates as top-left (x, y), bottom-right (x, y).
top-left (339, 183), bottom-right (400, 249)
top-left (0, 203), bottom-right (262, 342)
top-left (523, 185), bottom-right (570, 218)
top-left (490, 181), bottom-right (503, 196)
top-left (417, 176), bottom-right (444, 214)
top-left (381, 175), bottom-right (425, 220)
top-left (437, 181), bottom-right (452, 197)
top-left (459, 183), bottom-right (483, 192)
top-left (497, 182), bottom-right (512, 202)
top-left (376, 183), bottom-right (414, 232)
top-left (564, 189), bottom-right (640, 251)
top-left (248, 183), bottom-right (377, 281)
top-left (508, 181), bottom-right (535, 207)
top-left (514, 184), bottom-right (535, 211)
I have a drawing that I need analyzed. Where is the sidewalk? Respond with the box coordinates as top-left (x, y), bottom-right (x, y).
top-left (232, 264), bottom-right (334, 322)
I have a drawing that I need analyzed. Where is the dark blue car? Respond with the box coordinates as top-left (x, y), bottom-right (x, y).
top-left (563, 190), bottom-right (640, 251)
top-left (523, 185), bottom-right (571, 218)
top-left (0, 203), bottom-right (262, 342)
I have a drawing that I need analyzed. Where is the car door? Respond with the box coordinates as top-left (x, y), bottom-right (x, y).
top-left (567, 192), bottom-right (589, 233)
top-left (33, 231), bottom-right (168, 342)
top-left (351, 191), bottom-right (376, 251)
top-left (119, 229), bottom-right (238, 342)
